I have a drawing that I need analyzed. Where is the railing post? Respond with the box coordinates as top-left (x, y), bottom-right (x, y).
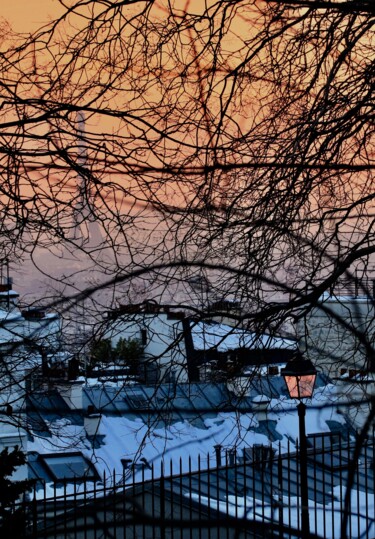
top-left (151, 462), bottom-right (155, 539)
top-left (179, 458), bottom-right (183, 539)
top-left (278, 452), bottom-right (284, 539)
top-left (103, 470), bottom-right (107, 535)
top-left (160, 462), bottom-right (166, 539)
top-left (32, 483), bottom-right (38, 539)
top-left (112, 469), bottom-right (117, 537)
top-left (298, 401), bottom-right (310, 538)
top-left (169, 459), bottom-right (173, 536)
top-left (214, 444), bottom-right (222, 468)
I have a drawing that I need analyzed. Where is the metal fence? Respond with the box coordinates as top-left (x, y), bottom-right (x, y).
top-left (9, 433), bottom-right (375, 538)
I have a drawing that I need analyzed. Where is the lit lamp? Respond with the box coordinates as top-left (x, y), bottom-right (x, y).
top-left (282, 354), bottom-right (317, 400)
top-left (281, 354), bottom-right (317, 539)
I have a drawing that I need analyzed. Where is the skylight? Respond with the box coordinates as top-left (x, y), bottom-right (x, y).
top-left (41, 453), bottom-right (98, 481)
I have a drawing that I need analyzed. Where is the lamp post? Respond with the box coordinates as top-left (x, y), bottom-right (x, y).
top-left (281, 354), bottom-right (317, 539)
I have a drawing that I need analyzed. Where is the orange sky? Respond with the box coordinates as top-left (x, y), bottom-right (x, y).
top-left (2, 0), bottom-right (63, 33)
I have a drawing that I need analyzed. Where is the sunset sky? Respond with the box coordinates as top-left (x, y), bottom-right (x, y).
top-left (2, 0), bottom-right (63, 33)
top-left (0, 0), bottom-right (372, 305)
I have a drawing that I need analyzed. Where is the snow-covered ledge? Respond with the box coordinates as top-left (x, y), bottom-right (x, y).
top-left (56, 380), bottom-right (84, 410)
top-left (0, 427), bottom-right (27, 453)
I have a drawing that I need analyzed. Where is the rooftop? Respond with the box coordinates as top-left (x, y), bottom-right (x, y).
top-left (190, 321), bottom-right (296, 352)
top-left (26, 375), bottom-right (347, 491)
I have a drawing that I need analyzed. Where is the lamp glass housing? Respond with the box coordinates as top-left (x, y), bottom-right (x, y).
top-left (281, 356), bottom-right (317, 399)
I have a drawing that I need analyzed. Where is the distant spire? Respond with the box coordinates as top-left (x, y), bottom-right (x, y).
top-left (70, 111), bottom-right (103, 249)
top-left (32, 40), bottom-right (43, 97)
top-left (76, 111), bottom-right (87, 168)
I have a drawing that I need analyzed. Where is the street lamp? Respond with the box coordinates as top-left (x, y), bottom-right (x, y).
top-left (281, 353), bottom-right (317, 538)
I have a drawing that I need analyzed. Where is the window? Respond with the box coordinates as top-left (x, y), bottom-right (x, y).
top-left (141, 329), bottom-right (147, 346)
top-left (41, 453), bottom-right (99, 481)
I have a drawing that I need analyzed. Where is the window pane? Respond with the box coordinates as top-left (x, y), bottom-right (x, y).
top-left (43, 454), bottom-right (97, 480)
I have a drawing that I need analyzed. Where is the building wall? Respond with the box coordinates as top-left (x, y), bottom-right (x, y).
top-left (0, 303), bottom-right (61, 482)
top-left (298, 296), bottom-right (375, 377)
top-left (107, 313), bottom-right (189, 382)
top-left (0, 420), bottom-right (28, 481)
top-left (22, 314), bottom-right (61, 349)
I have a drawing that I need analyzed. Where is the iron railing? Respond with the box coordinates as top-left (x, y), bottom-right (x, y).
top-left (8, 433), bottom-right (375, 538)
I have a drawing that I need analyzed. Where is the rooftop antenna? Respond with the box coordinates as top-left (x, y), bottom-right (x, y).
top-left (32, 39), bottom-right (43, 98)
top-left (76, 111), bottom-right (87, 167)
top-left (76, 111), bottom-right (89, 210)
top-left (5, 259), bottom-right (9, 310)
top-left (72, 111), bottom-right (89, 238)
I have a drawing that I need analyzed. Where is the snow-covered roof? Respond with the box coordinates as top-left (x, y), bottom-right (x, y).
top-left (26, 379), bottom-right (372, 539)
top-left (27, 376), bottom-right (346, 492)
top-left (319, 292), bottom-right (371, 303)
top-left (191, 321), bottom-right (296, 352)
top-left (39, 312), bottom-right (60, 320)
top-left (0, 290), bottom-right (19, 298)
top-left (0, 309), bottom-right (23, 322)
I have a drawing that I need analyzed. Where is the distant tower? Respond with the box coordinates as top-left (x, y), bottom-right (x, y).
top-left (0, 261), bottom-right (18, 311)
top-left (71, 112), bottom-right (103, 249)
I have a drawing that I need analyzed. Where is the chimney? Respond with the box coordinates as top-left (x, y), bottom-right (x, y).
top-left (56, 380), bottom-right (83, 410)
top-left (227, 448), bottom-right (236, 466)
top-left (84, 413), bottom-right (101, 437)
top-left (214, 444), bottom-right (222, 467)
top-left (252, 395), bottom-right (271, 422)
